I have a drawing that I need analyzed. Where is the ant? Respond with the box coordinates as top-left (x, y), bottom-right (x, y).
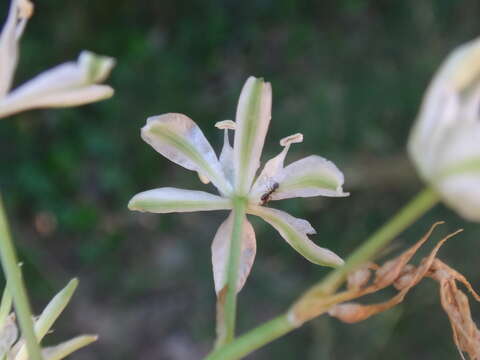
top-left (260, 182), bottom-right (279, 205)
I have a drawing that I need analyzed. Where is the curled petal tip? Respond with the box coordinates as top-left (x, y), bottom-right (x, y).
top-left (337, 188), bottom-right (350, 197)
top-left (328, 252), bottom-right (345, 267)
top-left (68, 278), bottom-right (79, 288)
top-left (106, 86), bottom-right (114, 98)
top-left (79, 50), bottom-right (116, 83)
top-left (127, 199), bottom-right (135, 210)
top-left (250, 206), bottom-right (343, 267)
top-left (81, 334), bottom-right (99, 342)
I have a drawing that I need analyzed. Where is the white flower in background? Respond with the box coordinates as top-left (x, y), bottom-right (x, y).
top-left (0, 279), bottom-right (96, 360)
top-left (129, 76), bottom-right (348, 294)
top-left (0, 0), bottom-right (115, 119)
top-left (408, 37), bottom-right (480, 221)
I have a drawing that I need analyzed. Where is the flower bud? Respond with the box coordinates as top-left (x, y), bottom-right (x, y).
top-left (408, 37), bottom-right (480, 221)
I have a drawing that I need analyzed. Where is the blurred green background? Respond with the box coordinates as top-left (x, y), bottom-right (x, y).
top-left (1, 0), bottom-right (480, 359)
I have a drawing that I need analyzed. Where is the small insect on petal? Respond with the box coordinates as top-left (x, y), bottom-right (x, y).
top-left (260, 182), bottom-right (279, 205)
top-left (271, 155), bottom-right (349, 201)
top-left (250, 133), bottom-right (304, 202)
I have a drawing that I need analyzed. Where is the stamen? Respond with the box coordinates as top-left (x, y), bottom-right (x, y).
top-left (223, 130), bottom-right (230, 147)
top-left (276, 133), bottom-right (303, 165)
top-left (215, 120), bottom-right (236, 130)
top-left (215, 120), bottom-right (235, 150)
top-left (252, 133), bottom-right (304, 197)
top-left (280, 133), bottom-right (303, 147)
top-left (217, 120), bottom-right (235, 183)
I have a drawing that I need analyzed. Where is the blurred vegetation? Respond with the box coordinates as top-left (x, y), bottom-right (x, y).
top-left (1, 0), bottom-right (480, 359)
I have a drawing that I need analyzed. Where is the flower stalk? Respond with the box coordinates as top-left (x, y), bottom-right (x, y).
top-left (216, 197), bottom-right (247, 347)
top-left (206, 187), bottom-right (440, 359)
top-left (0, 194), bottom-right (43, 360)
top-left (208, 314), bottom-right (294, 360)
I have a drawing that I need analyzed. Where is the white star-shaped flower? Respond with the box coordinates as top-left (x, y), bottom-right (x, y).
top-left (129, 76), bottom-right (349, 294)
top-left (0, 0), bottom-right (115, 119)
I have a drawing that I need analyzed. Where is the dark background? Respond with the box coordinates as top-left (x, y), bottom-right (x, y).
top-left (1, 1), bottom-right (480, 359)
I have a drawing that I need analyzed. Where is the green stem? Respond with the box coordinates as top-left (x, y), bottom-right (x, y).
top-left (206, 187), bottom-right (440, 359)
top-left (0, 195), bottom-right (43, 360)
top-left (215, 197), bottom-right (247, 347)
top-left (208, 314), bottom-right (293, 360)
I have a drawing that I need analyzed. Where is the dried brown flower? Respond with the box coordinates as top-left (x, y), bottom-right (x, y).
top-left (325, 222), bottom-right (480, 359)
top-left (429, 259), bottom-right (480, 359)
